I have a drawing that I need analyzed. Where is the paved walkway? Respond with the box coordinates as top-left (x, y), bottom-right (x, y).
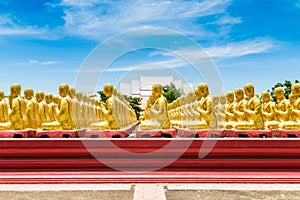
top-left (1, 184), bottom-right (300, 200)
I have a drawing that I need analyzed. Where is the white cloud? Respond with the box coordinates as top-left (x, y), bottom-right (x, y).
top-left (0, 15), bottom-right (45, 36)
top-left (56, 0), bottom-right (232, 40)
top-left (29, 60), bottom-right (39, 64)
top-left (296, 0), bottom-right (300, 8)
top-left (206, 39), bottom-right (275, 58)
top-left (215, 15), bottom-right (242, 25)
top-left (160, 38), bottom-right (276, 59)
top-left (28, 59), bottom-right (59, 65)
top-left (73, 38), bottom-right (277, 74)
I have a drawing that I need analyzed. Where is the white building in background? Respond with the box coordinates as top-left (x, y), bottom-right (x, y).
top-left (119, 75), bottom-right (194, 108)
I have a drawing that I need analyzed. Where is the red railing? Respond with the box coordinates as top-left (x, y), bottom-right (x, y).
top-left (1, 138), bottom-right (300, 183)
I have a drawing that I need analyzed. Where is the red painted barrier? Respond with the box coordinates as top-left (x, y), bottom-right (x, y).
top-left (85, 130), bottom-right (128, 138)
top-left (136, 129), bottom-right (177, 138)
top-left (36, 130), bottom-right (79, 138)
top-left (0, 130), bottom-right (35, 138)
top-left (235, 130), bottom-right (272, 138)
top-left (278, 130), bottom-right (300, 138)
top-left (2, 138), bottom-right (300, 183)
top-left (176, 129), bottom-right (225, 138)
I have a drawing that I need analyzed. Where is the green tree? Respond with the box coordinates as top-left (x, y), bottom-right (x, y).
top-left (163, 83), bottom-right (183, 103)
top-left (270, 80), bottom-right (299, 102)
top-left (124, 95), bottom-right (143, 120)
top-left (97, 91), bottom-right (108, 103)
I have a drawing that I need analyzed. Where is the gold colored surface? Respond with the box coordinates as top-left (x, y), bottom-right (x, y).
top-left (140, 84), bottom-right (170, 130)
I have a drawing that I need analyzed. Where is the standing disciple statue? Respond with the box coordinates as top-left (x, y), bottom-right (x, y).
top-left (140, 84), bottom-right (170, 130)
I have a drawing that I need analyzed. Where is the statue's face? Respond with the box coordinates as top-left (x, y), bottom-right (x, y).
top-left (198, 85), bottom-right (207, 96)
top-left (212, 96), bottom-right (219, 105)
top-left (244, 85), bottom-right (254, 97)
top-left (35, 93), bottom-right (41, 102)
top-left (59, 87), bottom-right (66, 97)
top-left (220, 95), bottom-right (226, 104)
top-left (226, 93), bottom-right (234, 103)
top-left (10, 87), bottom-right (18, 98)
top-left (24, 90), bottom-right (32, 100)
top-left (274, 89), bottom-right (284, 99)
top-left (45, 95), bottom-right (52, 104)
top-left (262, 93), bottom-right (270, 102)
top-left (194, 89), bottom-right (202, 100)
top-left (152, 86), bottom-right (161, 99)
top-left (103, 88), bottom-right (112, 98)
top-left (292, 85), bottom-right (300, 97)
top-left (235, 91), bottom-right (243, 101)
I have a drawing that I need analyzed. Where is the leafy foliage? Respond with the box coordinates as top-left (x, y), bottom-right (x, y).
top-left (162, 83), bottom-right (183, 103)
top-left (270, 80), bottom-right (299, 102)
top-left (97, 91), bottom-right (108, 103)
top-left (124, 95), bottom-right (143, 120)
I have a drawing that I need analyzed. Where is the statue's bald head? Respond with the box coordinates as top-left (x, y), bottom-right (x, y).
top-left (59, 83), bottom-right (70, 98)
top-left (103, 83), bottom-right (114, 98)
top-left (152, 84), bottom-right (163, 99)
top-left (244, 83), bottom-right (255, 97)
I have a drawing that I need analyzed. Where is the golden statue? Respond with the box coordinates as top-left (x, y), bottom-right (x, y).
top-left (42, 83), bottom-right (74, 130)
top-left (284, 83), bottom-right (300, 129)
top-left (233, 88), bottom-right (246, 123)
top-left (261, 91), bottom-right (279, 129)
top-left (14, 83), bottom-right (28, 128)
top-left (140, 84), bottom-right (170, 130)
top-left (24, 88), bottom-right (40, 129)
top-left (224, 91), bottom-right (236, 129)
top-left (45, 93), bottom-right (58, 122)
top-left (216, 94), bottom-right (226, 129)
top-left (143, 95), bottom-right (155, 121)
top-left (210, 95), bottom-right (220, 129)
top-left (0, 84), bottom-right (25, 130)
top-left (273, 87), bottom-right (290, 129)
top-left (53, 95), bottom-right (60, 114)
top-left (90, 84), bottom-right (119, 130)
top-left (235, 83), bottom-right (264, 130)
top-left (76, 92), bottom-right (86, 128)
top-left (290, 83), bottom-right (300, 120)
top-left (0, 90), bottom-right (9, 123)
top-left (197, 83), bottom-right (215, 129)
top-left (69, 87), bottom-right (78, 129)
top-left (36, 91), bottom-right (51, 124)
top-left (83, 95), bottom-right (92, 128)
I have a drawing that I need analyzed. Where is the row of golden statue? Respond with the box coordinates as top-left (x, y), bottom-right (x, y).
top-left (141, 83), bottom-right (300, 130)
top-left (0, 83), bottom-right (136, 130)
top-left (1, 82), bottom-right (299, 131)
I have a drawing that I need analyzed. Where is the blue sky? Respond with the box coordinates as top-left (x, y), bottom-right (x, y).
top-left (0, 0), bottom-right (300, 96)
